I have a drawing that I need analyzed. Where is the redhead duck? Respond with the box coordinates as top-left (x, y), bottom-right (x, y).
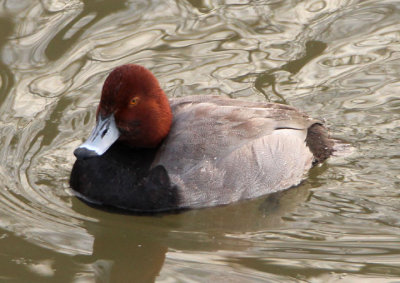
top-left (70, 64), bottom-right (335, 213)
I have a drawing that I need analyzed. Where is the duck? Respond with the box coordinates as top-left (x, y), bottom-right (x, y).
top-left (70, 64), bottom-right (335, 213)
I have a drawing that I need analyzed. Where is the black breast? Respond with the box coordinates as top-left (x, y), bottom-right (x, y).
top-left (69, 142), bottom-right (181, 213)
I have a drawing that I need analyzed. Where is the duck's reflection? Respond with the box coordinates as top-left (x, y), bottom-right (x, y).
top-left (89, 230), bottom-right (167, 282)
top-left (73, 177), bottom-right (319, 282)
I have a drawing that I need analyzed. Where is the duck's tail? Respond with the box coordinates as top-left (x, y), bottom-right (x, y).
top-left (306, 123), bottom-right (353, 166)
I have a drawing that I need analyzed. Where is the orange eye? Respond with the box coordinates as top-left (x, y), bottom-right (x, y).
top-left (130, 97), bottom-right (139, 105)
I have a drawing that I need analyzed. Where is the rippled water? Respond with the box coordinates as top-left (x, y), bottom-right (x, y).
top-left (0, 0), bottom-right (399, 281)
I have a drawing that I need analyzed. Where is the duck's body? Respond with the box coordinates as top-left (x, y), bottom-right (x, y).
top-left (70, 65), bottom-right (335, 213)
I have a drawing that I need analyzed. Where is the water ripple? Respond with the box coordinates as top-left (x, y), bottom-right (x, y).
top-left (0, 0), bottom-right (400, 280)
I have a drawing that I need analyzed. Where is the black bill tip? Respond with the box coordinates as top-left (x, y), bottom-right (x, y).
top-left (74, 147), bottom-right (99, 160)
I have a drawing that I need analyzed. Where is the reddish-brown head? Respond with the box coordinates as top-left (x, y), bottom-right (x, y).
top-left (74, 64), bottom-right (173, 159)
top-left (99, 64), bottom-right (173, 148)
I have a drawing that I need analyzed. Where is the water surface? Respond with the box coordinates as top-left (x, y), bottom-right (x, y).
top-left (0, 0), bottom-right (399, 282)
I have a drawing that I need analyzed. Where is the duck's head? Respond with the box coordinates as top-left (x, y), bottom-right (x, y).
top-left (74, 64), bottom-right (172, 159)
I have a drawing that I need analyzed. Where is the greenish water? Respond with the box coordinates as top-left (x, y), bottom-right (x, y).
top-left (0, 0), bottom-right (399, 282)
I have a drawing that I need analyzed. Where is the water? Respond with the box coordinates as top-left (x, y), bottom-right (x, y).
top-left (0, 0), bottom-right (399, 282)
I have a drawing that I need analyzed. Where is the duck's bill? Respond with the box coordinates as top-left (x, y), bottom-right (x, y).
top-left (74, 114), bottom-right (120, 159)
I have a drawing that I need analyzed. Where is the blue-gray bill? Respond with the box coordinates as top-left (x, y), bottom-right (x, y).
top-left (74, 114), bottom-right (120, 159)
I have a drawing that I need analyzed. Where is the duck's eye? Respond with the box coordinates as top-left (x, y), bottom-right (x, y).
top-left (130, 97), bottom-right (139, 105)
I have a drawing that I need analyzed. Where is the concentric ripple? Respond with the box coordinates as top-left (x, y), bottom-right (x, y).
top-left (0, 0), bottom-right (400, 281)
